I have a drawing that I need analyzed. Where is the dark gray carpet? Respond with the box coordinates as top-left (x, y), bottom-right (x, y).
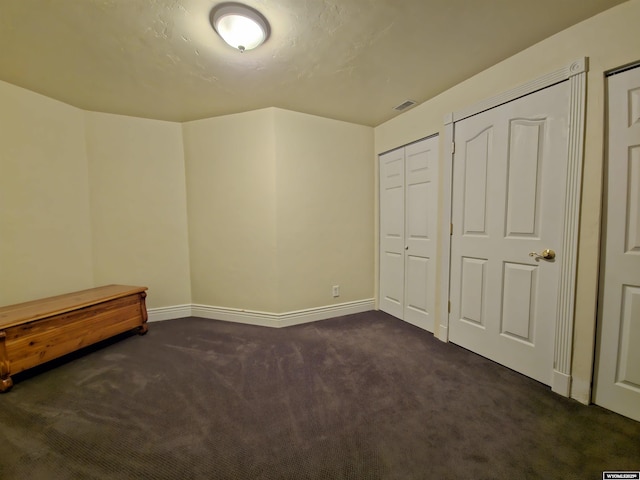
top-left (0, 311), bottom-right (638, 479)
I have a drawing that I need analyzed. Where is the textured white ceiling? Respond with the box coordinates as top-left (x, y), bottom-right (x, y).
top-left (0, 0), bottom-right (627, 126)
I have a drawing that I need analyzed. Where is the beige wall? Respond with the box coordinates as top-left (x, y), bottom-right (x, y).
top-left (183, 108), bottom-right (374, 313)
top-left (0, 82), bottom-right (192, 309)
top-left (0, 82), bottom-right (93, 305)
top-left (85, 112), bottom-right (192, 309)
top-left (183, 109), bottom-right (279, 312)
top-left (0, 87), bottom-right (374, 315)
top-left (374, 0), bottom-right (640, 402)
top-left (273, 108), bottom-right (374, 311)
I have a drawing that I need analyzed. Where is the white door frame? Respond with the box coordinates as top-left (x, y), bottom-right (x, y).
top-left (440, 58), bottom-right (588, 397)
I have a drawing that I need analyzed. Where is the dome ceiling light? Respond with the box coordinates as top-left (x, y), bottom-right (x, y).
top-left (211, 3), bottom-right (270, 53)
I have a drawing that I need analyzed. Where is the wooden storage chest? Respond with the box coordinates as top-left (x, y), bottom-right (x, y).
top-left (0, 285), bottom-right (148, 392)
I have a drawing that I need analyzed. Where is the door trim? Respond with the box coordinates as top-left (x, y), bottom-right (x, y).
top-left (441, 58), bottom-right (588, 397)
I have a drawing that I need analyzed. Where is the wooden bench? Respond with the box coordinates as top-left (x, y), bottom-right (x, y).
top-left (0, 284), bottom-right (148, 392)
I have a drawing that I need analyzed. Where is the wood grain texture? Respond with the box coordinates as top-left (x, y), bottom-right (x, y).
top-left (0, 285), bottom-right (148, 392)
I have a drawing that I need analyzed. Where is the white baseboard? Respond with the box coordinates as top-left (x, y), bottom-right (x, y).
top-left (191, 304), bottom-right (281, 328)
top-left (147, 304), bottom-right (192, 322)
top-left (438, 324), bottom-right (448, 342)
top-left (552, 370), bottom-right (572, 397)
top-left (147, 299), bottom-right (375, 328)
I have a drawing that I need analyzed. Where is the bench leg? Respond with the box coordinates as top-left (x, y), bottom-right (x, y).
top-left (0, 376), bottom-right (12, 393)
top-left (137, 291), bottom-right (149, 336)
top-left (0, 332), bottom-right (12, 393)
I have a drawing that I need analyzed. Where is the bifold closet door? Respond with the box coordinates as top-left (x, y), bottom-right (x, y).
top-left (379, 136), bottom-right (438, 332)
top-left (594, 66), bottom-right (640, 422)
top-left (379, 147), bottom-right (405, 320)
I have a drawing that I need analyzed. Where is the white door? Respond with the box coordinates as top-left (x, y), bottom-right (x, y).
top-left (404, 139), bottom-right (438, 331)
top-left (593, 66), bottom-right (640, 422)
top-left (380, 147), bottom-right (406, 320)
top-left (449, 82), bottom-right (570, 386)
top-left (379, 136), bottom-right (438, 332)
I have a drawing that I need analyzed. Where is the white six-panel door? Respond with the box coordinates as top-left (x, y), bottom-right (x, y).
top-left (449, 82), bottom-right (570, 386)
top-left (594, 66), bottom-right (640, 422)
top-left (379, 136), bottom-right (439, 332)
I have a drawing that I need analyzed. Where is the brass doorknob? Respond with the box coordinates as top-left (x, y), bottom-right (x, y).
top-left (529, 249), bottom-right (556, 260)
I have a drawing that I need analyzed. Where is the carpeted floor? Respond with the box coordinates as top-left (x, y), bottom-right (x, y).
top-left (0, 311), bottom-right (638, 479)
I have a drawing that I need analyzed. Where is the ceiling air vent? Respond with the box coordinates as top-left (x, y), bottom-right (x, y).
top-left (393, 100), bottom-right (417, 112)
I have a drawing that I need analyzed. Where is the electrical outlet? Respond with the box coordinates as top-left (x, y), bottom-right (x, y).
top-left (332, 285), bottom-right (340, 297)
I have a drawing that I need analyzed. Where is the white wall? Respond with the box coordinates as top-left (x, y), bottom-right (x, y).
top-left (374, 0), bottom-right (640, 402)
top-left (0, 82), bottom-right (93, 305)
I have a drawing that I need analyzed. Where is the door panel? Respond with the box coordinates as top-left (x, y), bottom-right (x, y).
top-left (626, 146), bottom-right (640, 251)
top-left (460, 257), bottom-right (487, 327)
top-left (462, 128), bottom-right (491, 236)
top-left (618, 286), bottom-right (640, 386)
top-left (405, 256), bottom-right (429, 319)
top-left (506, 120), bottom-right (544, 237)
top-left (594, 66), bottom-right (640, 422)
top-left (449, 82), bottom-right (570, 386)
top-left (501, 262), bottom-right (536, 344)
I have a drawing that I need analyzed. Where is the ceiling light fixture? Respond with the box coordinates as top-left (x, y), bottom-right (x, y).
top-left (211, 3), bottom-right (270, 53)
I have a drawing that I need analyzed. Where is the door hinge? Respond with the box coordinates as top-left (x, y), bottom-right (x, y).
top-left (448, 300), bottom-right (451, 313)
top-left (450, 223), bottom-right (453, 235)
top-left (451, 142), bottom-right (455, 154)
